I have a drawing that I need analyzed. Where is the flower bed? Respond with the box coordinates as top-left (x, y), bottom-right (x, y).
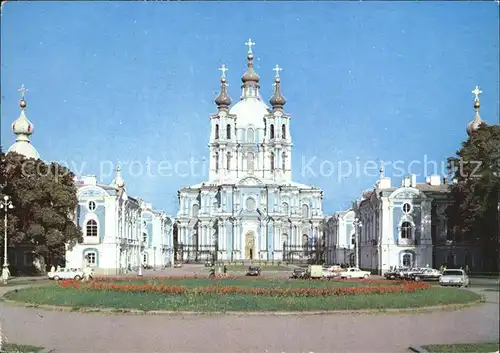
top-left (58, 277), bottom-right (430, 297)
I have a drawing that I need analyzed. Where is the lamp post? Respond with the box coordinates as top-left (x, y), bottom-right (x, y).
top-left (353, 218), bottom-right (363, 268)
top-left (1, 195), bottom-right (14, 284)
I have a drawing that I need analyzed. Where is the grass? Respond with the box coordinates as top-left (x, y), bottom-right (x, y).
top-left (422, 342), bottom-right (499, 352)
top-left (0, 343), bottom-right (44, 353)
top-left (208, 265), bottom-right (292, 271)
top-left (4, 278), bottom-right (482, 312)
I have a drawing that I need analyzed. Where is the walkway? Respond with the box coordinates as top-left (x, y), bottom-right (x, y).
top-left (0, 275), bottom-right (498, 353)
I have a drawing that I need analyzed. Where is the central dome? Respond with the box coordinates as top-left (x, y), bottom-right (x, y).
top-left (229, 97), bottom-right (269, 129)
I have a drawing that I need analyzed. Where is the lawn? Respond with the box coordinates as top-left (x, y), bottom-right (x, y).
top-left (1, 343), bottom-right (44, 353)
top-left (208, 265), bottom-right (292, 271)
top-left (4, 278), bottom-right (482, 312)
top-left (422, 342), bottom-right (499, 352)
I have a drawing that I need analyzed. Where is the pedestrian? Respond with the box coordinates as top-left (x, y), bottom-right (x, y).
top-left (223, 265), bottom-right (227, 274)
top-left (2, 264), bottom-right (10, 284)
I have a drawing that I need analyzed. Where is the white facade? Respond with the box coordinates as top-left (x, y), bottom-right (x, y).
top-left (65, 171), bottom-right (173, 275)
top-left (324, 210), bottom-right (356, 265)
top-left (176, 44), bottom-right (324, 262)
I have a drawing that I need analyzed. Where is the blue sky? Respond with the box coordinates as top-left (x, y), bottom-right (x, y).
top-left (1, 1), bottom-right (498, 215)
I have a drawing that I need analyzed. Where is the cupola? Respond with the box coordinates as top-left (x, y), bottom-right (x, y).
top-left (269, 64), bottom-right (286, 109)
top-left (214, 64), bottom-right (232, 109)
top-left (466, 85), bottom-right (487, 136)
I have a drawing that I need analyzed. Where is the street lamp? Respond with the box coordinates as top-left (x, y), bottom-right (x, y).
top-left (353, 217), bottom-right (363, 268)
top-left (1, 195), bottom-right (14, 284)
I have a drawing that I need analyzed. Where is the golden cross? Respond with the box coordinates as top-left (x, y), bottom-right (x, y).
top-left (18, 84), bottom-right (28, 99)
top-left (472, 85), bottom-right (482, 100)
top-left (245, 38), bottom-right (256, 54)
top-left (218, 64), bottom-right (228, 78)
top-left (273, 64), bottom-right (283, 78)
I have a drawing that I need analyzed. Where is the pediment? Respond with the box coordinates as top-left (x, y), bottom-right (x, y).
top-left (77, 186), bottom-right (108, 198)
top-left (389, 187), bottom-right (421, 200)
top-left (238, 176), bottom-right (263, 186)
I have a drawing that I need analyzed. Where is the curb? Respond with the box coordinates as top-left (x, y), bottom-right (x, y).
top-left (1, 297), bottom-right (484, 316)
top-left (408, 346), bottom-right (430, 353)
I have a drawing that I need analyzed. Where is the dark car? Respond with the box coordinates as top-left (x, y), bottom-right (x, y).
top-left (291, 268), bottom-right (307, 279)
top-left (246, 266), bottom-right (261, 276)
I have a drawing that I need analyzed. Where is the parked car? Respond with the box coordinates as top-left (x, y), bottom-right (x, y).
top-left (174, 262), bottom-right (183, 268)
top-left (48, 268), bottom-right (90, 281)
top-left (340, 267), bottom-right (371, 279)
top-left (291, 268), bottom-right (307, 279)
top-left (246, 266), bottom-right (261, 276)
top-left (439, 269), bottom-right (469, 287)
top-left (323, 270), bottom-right (339, 279)
top-left (409, 268), bottom-right (442, 282)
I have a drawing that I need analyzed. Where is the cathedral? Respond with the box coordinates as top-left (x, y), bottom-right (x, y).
top-left (176, 40), bottom-right (324, 262)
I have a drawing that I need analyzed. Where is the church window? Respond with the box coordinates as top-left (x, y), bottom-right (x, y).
top-left (215, 124), bottom-right (219, 139)
top-left (85, 251), bottom-right (97, 266)
top-left (86, 220), bottom-right (98, 237)
top-left (247, 152), bottom-right (254, 173)
top-left (226, 152), bottom-right (231, 170)
top-left (281, 202), bottom-right (289, 215)
top-left (245, 197), bottom-right (256, 212)
top-left (301, 204), bottom-right (309, 218)
top-left (226, 124), bottom-right (231, 139)
top-left (302, 234), bottom-right (309, 245)
top-left (351, 233), bottom-right (356, 245)
top-left (143, 253), bottom-right (148, 264)
top-left (247, 128), bottom-right (254, 143)
top-left (402, 253), bottom-right (412, 267)
top-left (402, 203), bottom-right (411, 214)
top-left (282, 152), bottom-right (286, 170)
top-left (215, 152), bottom-right (219, 171)
top-left (400, 221), bottom-right (412, 239)
top-left (270, 124), bottom-right (275, 139)
top-left (142, 232), bottom-right (148, 243)
top-left (282, 124), bottom-right (286, 139)
top-left (270, 152), bottom-right (275, 170)
top-left (192, 204), bottom-right (200, 217)
top-left (88, 201), bottom-right (96, 211)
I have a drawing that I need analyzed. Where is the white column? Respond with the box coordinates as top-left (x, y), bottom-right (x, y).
top-left (223, 222), bottom-right (227, 253)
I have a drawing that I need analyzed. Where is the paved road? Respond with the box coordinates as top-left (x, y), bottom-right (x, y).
top-left (0, 269), bottom-right (498, 353)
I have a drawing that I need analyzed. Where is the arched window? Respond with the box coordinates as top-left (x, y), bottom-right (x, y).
top-left (247, 128), bottom-right (254, 143)
top-left (302, 234), bottom-right (309, 245)
top-left (402, 253), bottom-right (412, 267)
top-left (301, 204), bottom-right (309, 218)
top-left (270, 152), bottom-right (275, 170)
top-left (401, 221), bottom-right (412, 239)
top-left (226, 152), bottom-right (231, 170)
top-left (247, 152), bottom-right (254, 172)
top-left (282, 124), bottom-right (286, 139)
top-left (245, 197), bottom-right (256, 211)
top-left (226, 124), bottom-right (231, 139)
top-left (192, 204), bottom-right (199, 217)
top-left (215, 124), bottom-right (219, 139)
top-left (282, 152), bottom-right (286, 170)
top-left (215, 152), bottom-right (219, 171)
top-left (281, 202), bottom-right (289, 215)
top-left (86, 220), bottom-right (98, 237)
top-left (270, 124), bottom-right (275, 139)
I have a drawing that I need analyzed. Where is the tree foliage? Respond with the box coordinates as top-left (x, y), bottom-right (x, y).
top-left (0, 151), bottom-right (82, 264)
top-left (446, 125), bottom-right (500, 249)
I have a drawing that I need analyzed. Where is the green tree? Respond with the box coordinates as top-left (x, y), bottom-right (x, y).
top-left (446, 125), bottom-right (500, 271)
top-left (0, 152), bottom-right (82, 271)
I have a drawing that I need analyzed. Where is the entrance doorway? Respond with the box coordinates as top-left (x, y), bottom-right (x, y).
top-left (244, 231), bottom-right (256, 260)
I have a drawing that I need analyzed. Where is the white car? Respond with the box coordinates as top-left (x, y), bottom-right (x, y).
top-left (340, 267), bottom-right (371, 279)
top-left (48, 268), bottom-right (89, 281)
top-left (439, 269), bottom-right (469, 287)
